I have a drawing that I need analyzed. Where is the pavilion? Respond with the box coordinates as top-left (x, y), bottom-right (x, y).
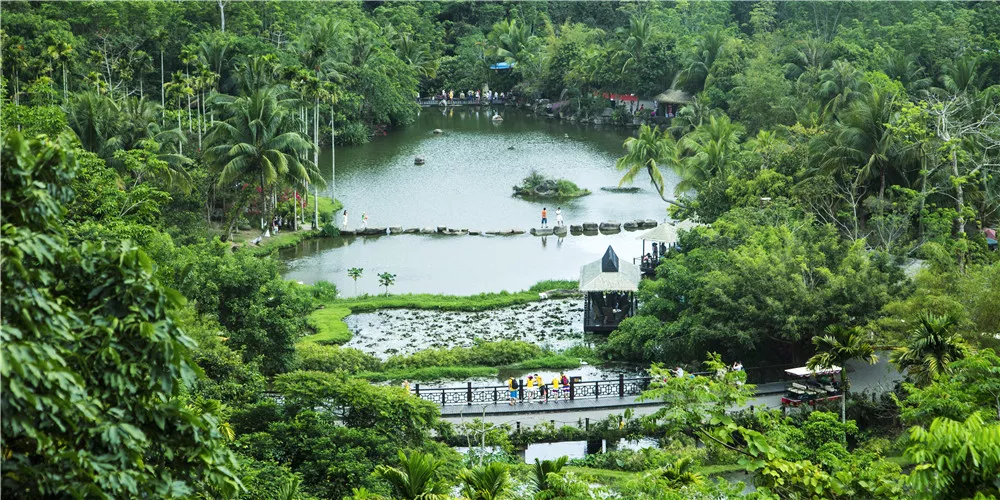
top-left (653, 88), bottom-right (693, 120)
top-left (579, 246), bottom-right (641, 333)
top-left (635, 219), bottom-right (703, 276)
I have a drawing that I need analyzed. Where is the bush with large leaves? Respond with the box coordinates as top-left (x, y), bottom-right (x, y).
top-left (0, 131), bottom-right (240, 497)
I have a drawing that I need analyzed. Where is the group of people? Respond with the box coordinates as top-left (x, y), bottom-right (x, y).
top-left (422, 89), bottom-right (512, 105)
top-left (508, 372), bottom-right (570, 405)
top-left (540, 207), bottom-right (563, 228)
top-left (341, 210), bottom-right (368, 230)
top-left (673, 360), bottom-right (742, 379)
top-left (642, 242), bottom-right (669, 266)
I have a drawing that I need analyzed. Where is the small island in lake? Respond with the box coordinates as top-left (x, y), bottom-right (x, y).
top-left (512, 171), bottom-right (591, 199)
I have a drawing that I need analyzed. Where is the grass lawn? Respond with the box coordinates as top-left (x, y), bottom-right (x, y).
top-left (301, 307), bottom-right (353, 345)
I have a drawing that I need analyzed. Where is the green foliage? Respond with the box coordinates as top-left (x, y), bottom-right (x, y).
top-left (376, 450), bottom-right (449, 500)
top-left (513, 171), bottom-right (591, 198)
top-left (377, 271), bottom-right (397, 295)
top-left (293, 343), bottom-right (381, 374)
top-left (459, 462), bottom-right (511, 500)
top-left (1, 131), bottom-right (240, 497)
top-left (904, 413), bottom-right (1000, 499)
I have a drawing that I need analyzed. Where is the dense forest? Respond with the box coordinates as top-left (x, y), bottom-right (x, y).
top-left (2, 1), bottom-right (1000, 499)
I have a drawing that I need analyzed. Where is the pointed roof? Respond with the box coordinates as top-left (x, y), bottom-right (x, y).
top-left (580, 246), bottom-right (641, 292)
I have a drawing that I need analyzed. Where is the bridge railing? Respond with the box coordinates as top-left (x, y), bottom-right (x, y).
top-left (411, 374), bottom-right (654, 407)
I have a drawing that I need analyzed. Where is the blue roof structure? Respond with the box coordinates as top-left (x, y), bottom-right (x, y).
top-left (489, 61), bottom-right (515, 70)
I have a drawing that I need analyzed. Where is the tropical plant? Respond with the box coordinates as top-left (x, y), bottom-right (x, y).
top-left (676, 114), bottom-right (745, 193)
top-left (376, 450), bottom-right (449, 500)
top-left (807, 324), bottom-right (879, 422)
top-left (458, 462), bottom-right (510, 500)
top-left (890, 312), bottom-right (971, 386)
top-left (677, 29), bottom-right (728, 92)
top-left (378, 272), bottom-right (397, 296)
top-left (651, 456), bottom-right (704, 488)
top-left (904, 413), bottom-right (1000, 498)
top-left (616, 124), bottom-right (684, 207)
top-left (205, 87), bottom-right (315, 239)
top-left (531, 456), bottom-right (568, 492)
top-left (348, 267), bottom-right (364, 296)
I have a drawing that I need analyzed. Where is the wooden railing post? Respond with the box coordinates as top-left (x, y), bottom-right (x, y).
top-left (595, 380), bottom-right (599, 399)
top-left (519, 379), bottom-right (524, 403)
top-left (619, 374), bottom-right (625, 398)
top-left (569, 379), bottom-right (575, 401)
top-left (467, 382), bottom-right (473, 405)
top-left (493, 387), bottom-right (498, 405)
top-left (415, 384), bottom-right (420, 397)
top-left (441, 388), bottom-right (446, 405)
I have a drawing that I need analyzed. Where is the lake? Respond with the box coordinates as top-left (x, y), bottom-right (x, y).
top-left (280, 107), bottom-right (681, 296)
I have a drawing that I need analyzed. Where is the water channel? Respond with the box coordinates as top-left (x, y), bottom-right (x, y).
top-left (280, 107), bottom-right (681, 296)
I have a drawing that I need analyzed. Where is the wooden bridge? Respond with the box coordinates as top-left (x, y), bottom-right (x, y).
top-left (411, 374), bottom-right (652, 408)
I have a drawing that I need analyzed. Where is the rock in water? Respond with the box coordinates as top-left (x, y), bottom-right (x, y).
top-left (414, 156), bottom-right (425, 165)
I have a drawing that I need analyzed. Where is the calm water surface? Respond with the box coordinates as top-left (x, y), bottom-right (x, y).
top-left (282, 108), bottom-right (680, 295)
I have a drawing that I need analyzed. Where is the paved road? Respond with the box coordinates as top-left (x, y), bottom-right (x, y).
top-left (442, 355), bottom-right (901, 427)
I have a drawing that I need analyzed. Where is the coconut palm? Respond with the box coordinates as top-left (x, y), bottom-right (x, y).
top-left (817, 59), bottom-right (866, 119)
top-left (459, 462), bottom-right (510, 500)
top-left (491, 19), bottom-right (534, 66)
top-left (813, 89), bottom-right (902, 200)
top-left (65, 91), bottom-right (120, 159)
top-left (938, 56), bottom-right (980, 95)
top-left (616, 124), bottom-right (684, 207)
top-left (376, 450), bottom-right (449, 500)
top-left (205, 87), bottom-right (314, 239)
top-left (890, 313), bottom-right (971, 387)
top-left (677, 29), bottom-right (728, 92)
top-left (619, 13), bottom-right (653, 72)
top-left (676, 114), bottom-right (745, 193)
top-left (531, 456), bottom-right (568, 493)
top-left (807, 324), bottom-right (878, 422)
top-left (234, 54), bottom-right (281, 95)
top-left (783, 38), bottom-right (830, 81)
top-left (881, 52), bottom-right (932, 99)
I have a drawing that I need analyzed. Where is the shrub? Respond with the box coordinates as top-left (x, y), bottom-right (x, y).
top-left (293, 343), bottom-right (381, 373)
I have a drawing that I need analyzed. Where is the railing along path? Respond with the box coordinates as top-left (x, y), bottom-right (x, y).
top-left (410, 375), bottom-right (653, 407)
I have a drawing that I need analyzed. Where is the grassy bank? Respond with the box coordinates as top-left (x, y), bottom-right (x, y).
top-left (332, 279), bottom-right (579, 314)
top-left (301, 307), bottom-right (352, 345)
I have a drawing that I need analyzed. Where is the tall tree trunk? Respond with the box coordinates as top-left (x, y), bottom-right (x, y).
top-left (160, 51), bottom-right (165, 119)
top-left (62, 63), bottom-right (68, 102)
top-left (330, 111), bottom-right (336, 203)
top-left (951, 148), bottom-right (965, 236)
top-left (218, 0), bottom-right (226, 33)
top-left (261, 170), bottom-right (270, 237)
top-left (313, 97), bottom-right (320, 229)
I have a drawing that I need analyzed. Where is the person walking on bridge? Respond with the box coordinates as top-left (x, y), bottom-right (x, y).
top-left (508, 376), bottom-right (518, 405)
top-left (551, 375), bottom-right (561, 401)
top-left (342, 210), bottom-right (349, 230)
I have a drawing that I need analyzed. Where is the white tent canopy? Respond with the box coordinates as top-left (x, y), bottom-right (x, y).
top-left (635, 219), bottom-right (703, 243)
top-left (785, 366), bottom-right (842, 377)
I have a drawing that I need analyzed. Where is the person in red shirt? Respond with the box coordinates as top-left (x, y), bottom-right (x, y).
top-left (541, 207), bottom-right (548, 228)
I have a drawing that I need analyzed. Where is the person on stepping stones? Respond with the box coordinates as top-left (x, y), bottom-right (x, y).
top-left (541, 207), bottom-right (548, 228)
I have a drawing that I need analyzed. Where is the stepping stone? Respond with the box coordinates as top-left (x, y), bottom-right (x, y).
top-left (531, 228), bottom-right (554, 236)
top-left (403, 228), bottom-right (420, 234)
top-left (623, 222), bottom-right (639, 231)
top-left (389, 226), bottom-right (403, 234)
top-left (642, 219), bottom-right (658, 228)
top-left (419, 227), bottom-right (435, 234)
top-left (553, 226), bottom-right (568, 235)
top-left (469, 230), bottom-right (481, 236)
top-left (582, 222), bottom-right (599, 231)
top-left (599, 221), bottom-right (621, 231)
top-left (569, 224), bottom-right (583, 232)
top-left (340, 229), bottom-right (356, 236)
top-left (436, 226), bottom-right (447, 233)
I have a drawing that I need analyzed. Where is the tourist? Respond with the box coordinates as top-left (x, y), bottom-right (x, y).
top-left (556, 207), bottom-right (564, 227)
top-left (508, 377), bottom-right (518, 405)
top-left (660, 242), bottom-right (667, 256)
top-left (539, 379), bottom-right (549, 403)
top-left (526, 375), bottom-right (536, 403)
top-left (561, 373), bottom-right (570, 399)
top-left (541, 207), bottom-right (548, 228)
top-left (402, 380), bottom-right (411, 392)
top-left (342, 210), bottom-right (348, 230)
top-left (361, 211), bottom-right (368, 229)
top-left (551, 375), bottom-right (561, 401)
top-left (448, 90), bottom-right (454, 102)
top-left (732, 361), bottom-right (743, 372)
top-left (674, 366), bottom-right (685, 378)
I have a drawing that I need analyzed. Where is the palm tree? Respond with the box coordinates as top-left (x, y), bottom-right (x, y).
top-left (616, 124), bottom-right (684, 208)
top-left (890, 313), bottom-right (971, 387)
top-left (813, 89), bottom-right (901, 201)
top-left (939, 56), bottom-right (980, 95)
top-left (619, 13), bottom-right (653, 72)
top-left (491, 19), bottom-right (534, 66)
top-left (817, 60), bottom-right (865, 119)
top-left (652, 457), bottom-right (704, 488)
top-left (65, 91), bottom-right (120, 159)
top-left (807, 324), bottom-right (878, 422)
top-left (676, 114), bottom-right (745, 193)
top-left (783, 38), bottom-right (830, 81)
top-left (347, 267), bottom-right (363, 296)
top-left (46, 41), bottom-right (73, 102)
top-left (881, 52), bottom-right (932, 98)
top-left (234, 54), bottom-right (281, 95)
top-left (376, 450), bottom-right (449, 500)
top-left (459, 462), bottom-right (510, 500)
top-left (205, 87), bottom-right (314, 239)
top-left (677, 29), bottom-right (728, 92)
top-left (531, 456), bottom-right (568, 493)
